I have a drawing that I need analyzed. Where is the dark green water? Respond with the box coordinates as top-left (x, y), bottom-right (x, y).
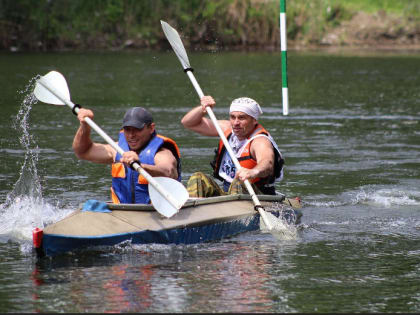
top-left (0, 50), bottom-right (419, 313)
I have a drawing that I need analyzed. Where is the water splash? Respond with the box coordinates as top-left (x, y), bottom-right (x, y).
top-left (2, 77), bottom-right (42, 208)
top-left (259, 203), bottom-right (298, 240)
top-left (0, 77), bottom-right (64, 245)
top-left (305, 185), bottom-right (420, 209)
top-left (0, 195), bottom-right (58, 242)
top-left (355, 187), bottom-right (420, 207)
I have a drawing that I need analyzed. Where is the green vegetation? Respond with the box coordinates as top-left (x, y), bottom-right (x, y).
top-left (329, 0), bottom-right (420, 15)
top-left (0, 0), bottom-right (418, 51)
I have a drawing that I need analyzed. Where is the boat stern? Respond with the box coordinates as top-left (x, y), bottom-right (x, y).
top-left (32, 227), bottom-right (45, 258)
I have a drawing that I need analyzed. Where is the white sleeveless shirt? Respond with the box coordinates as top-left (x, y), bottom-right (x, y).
top-left (218, 133), bottom-right (246, 183)
top-left (218, 131), bottom-right (283, 183)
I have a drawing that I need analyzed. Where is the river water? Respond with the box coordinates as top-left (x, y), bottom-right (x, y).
top-left (0, 50), bottom-right (419, 313)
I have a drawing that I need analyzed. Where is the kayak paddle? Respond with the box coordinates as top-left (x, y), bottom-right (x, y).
top-left (161, 20), bottom-right (275, 230)
top-left (33, 70), bottom-right (189, 218)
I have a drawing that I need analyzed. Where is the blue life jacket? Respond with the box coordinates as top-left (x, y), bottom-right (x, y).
top-left (111, 130), bottom-right (181, 204)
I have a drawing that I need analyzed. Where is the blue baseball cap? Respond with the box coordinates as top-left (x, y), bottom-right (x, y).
top-left (122, 107), bottom-right (153, 130)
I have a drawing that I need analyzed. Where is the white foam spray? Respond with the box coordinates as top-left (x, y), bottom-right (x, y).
top-left (259, 203), bottom-right (298, 240)
top-left (0, 78), bottom-right (65, 248)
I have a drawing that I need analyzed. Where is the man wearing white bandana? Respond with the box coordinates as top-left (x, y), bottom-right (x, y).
top-left (181, 95), bottom-right (284, 197)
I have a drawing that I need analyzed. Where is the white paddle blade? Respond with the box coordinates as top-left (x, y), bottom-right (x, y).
top-left (34, 71), bottom-right (70, 105)
top-left (160, 20), bottom-right (191, 70)
top-left (149, 177), bottom-right (189, 218)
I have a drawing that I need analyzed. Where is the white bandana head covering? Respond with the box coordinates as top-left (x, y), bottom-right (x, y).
top-left (229, 97), bottom-right (263, 120)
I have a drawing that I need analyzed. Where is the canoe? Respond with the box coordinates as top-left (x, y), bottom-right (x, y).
top-left (33, 194), bottom-right (302, 257)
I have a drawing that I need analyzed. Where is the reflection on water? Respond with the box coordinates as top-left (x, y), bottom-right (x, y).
top-left (32, 242), bottom-right (296, 313)
top-left (0, 51), bottom-right (419, 312)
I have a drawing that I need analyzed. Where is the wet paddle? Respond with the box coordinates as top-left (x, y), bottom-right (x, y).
top-left (33, 70), bottom-right (188, 218)
top-left (161, 20), bottom-right (275, 230)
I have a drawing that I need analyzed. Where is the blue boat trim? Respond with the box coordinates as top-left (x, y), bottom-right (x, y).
top-left (42, 214), bottom-right (260, 256)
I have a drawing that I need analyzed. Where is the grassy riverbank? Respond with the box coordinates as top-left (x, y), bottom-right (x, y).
top-left (1, 0), bottom-right (419, 52)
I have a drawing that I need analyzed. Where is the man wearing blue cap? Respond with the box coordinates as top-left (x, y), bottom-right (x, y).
top-left (73, 107), bottom-right (182, 204)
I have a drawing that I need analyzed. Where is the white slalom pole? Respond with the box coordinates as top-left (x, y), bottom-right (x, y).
top-left (280, 0), bottom-right (289, 116)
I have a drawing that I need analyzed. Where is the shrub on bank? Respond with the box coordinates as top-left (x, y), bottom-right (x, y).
top-left (0, 0), bottom-right (418, 51)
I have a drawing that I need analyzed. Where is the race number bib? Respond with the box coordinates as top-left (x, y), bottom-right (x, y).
top-left (220, 156), bottom-right (236, 181)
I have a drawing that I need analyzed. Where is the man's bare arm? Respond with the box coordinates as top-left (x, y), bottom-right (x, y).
top-left (236, 137), bottom-right (274, 181)
top-left (72, 108), bottom-right (115, 164)
top-left (181, 96), bottom-right (230, 136)
top-left (120, 147), bottom-right (178, 179)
